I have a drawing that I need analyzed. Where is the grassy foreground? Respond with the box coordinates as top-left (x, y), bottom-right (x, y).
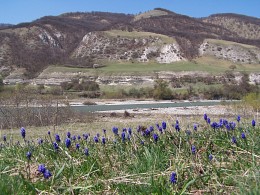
top-left (0, 114), bottom-right (259, 194)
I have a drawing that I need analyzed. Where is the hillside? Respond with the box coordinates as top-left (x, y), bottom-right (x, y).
top-left (0, 8), bottom-right (260, 79)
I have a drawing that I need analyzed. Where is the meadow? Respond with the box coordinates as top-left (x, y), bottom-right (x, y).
top-left (0, 113), bottom-right (259, 194)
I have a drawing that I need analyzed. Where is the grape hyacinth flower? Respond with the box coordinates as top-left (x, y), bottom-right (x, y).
top-left (48, 131), bottom-right (50, 135)
top-left (162, 121), bottom-right (167, 130)
top-left (3, 135), bottom-right (6, 142)
top-left (20, 127), bottom-right (26, 139)
top-left (252, 119), bottom-right (256, 127)
top-left (112, 127), bottom-right (119, 135)
top-left (193, 124), bottom-right (197, 131)
top-left (55, 134), bottom-right (61, 142)
top-left (204, 113), bottom-right (207, 121)
top-left (72, 135), bottom-right (76, 141)
top-left (191, 145), bottom-right (196, 154)
top-left (65, 138), bottom-right (71, 148)
top-left (67, 132), bottom-right (71, 138)
top-left (76, 143), bottom-right (80, 150)
top-left (43, 169), bottom-right (52, 179)
top-left (232, 136), bottom-right (237, 144)
top-left (170, 172), bottom-right (177, 184)
top-left (128, 128), bottom-right (132, 136)
top-left (96, 133), bottom-right (100, 137)
top-left (175, 123), bottom-right (180, 132)
top-left (103, 129), bottom-right (106, 134)
top-left (241, 132), bottom-right (246, 139)
top-left (158, 126), bottom-right (163, 134)
top-left (53, 142), bottom-right (59, 151)
top-left (153, 133), bottom-right (159, 143)
top-left (38, 164), bottom-right (46, 173)
top-left (102, 137), bottom-right (106, 144)
top-left (38, 138), bottom-right (43, 145)
top-left (93, 136), bottom-right (99, 143)
top-left (26, 151), bottom-right (32, 160)
top-left (209, 154), bottom-right (213, 161)
top-left (121, 132), bottom-right (126, 142)
top-left (237, 115), bottom-right (241, 123)
top-left (84, 148), bottom-right (89, 156)
top-left (207, 118), bottom-right (211, 124)
top-left (77, 135), bottom-right (81, 140)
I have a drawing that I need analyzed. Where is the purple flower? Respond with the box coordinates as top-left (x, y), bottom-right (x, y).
top-left (77, 135), bottom-right (81, 140)
top-left (96, 133), bottom-right (100, 137)
top-left (121, 132), bottom-right (126, 141)
top-left (232, 136), bottom-right (237, 144)
top-left (65, 138), bottom-right (71, 148)
top-left (170, 172), bottom-right (177, 184)
top-left (26, 151), bottom-right (32, 160)
top-left (55, 134), bottom-right (61, 142)
top-left (193, 124), bottom-right (197, 131)
top-left (3, 135), bottom-right (6, 142)
top-left (67, 132), bottom-right (71, 138)
top-left (209, 154), bottom-right (213, 161)
top-left (158, 126), bottom-right (163, 134)
top-left (204, 113), bottom-right (207, 121)
top-left (43, 169), bottom-right (52, 179)
top-left (102, 137), bottom-right (106, 144)
top-left (153, 133), bottom-right (159, 143)
top-left (20, 127), bottom-right (26, 138)
top-left (38, 138), bottom-right (43, 145)
top-left (252, 119), bottom-right (256, 127)
top-left (93, 136), bottom-right (99, 143)
top-left (122, 128), bottom-right (127, 132)
top-left (38, 164), bottom-right (46, 173)
top-left (83, 134), bottom-right (88, 140)
top-left (191, 145), bottom-right (196, 154)
top-left (162, 121), bottom-right (167, 130)
top-left (112, 127), bottom-right (118, 135)
top-left (207, 118), bottom-right (211, 124)
top-left (103, 129), bottom-right (106, 134)
top-left (84, 148), bottom-right (89, 156)
top-left (140, 140), bottom-right (144, 145)
top-left (241, 132), bottom-right (246, 139)
top-left (128, 128), bottom-right (132, 135)
top-left (48, 131), bottom-right (50, 135)
top-left (76, 143), bottom-right (80, 150)
top-left (175, 124), bottom-right (180, 132)
top-left (53, 142), bottom-right (59, 151)
top-left (72, 135), bottom-right (76, 141)
top-left (237, 115), bottom-right (241, 122)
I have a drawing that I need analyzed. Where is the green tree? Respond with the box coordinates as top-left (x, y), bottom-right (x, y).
top-left (153, 79), bottom-right (173, 100)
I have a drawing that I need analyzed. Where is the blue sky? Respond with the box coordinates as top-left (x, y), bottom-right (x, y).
top-left (1, 0), bottom-right (260, 24)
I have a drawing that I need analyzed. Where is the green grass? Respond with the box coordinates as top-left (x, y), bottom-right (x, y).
top-left (44, 57), bottom-right (259, 77)
top-left (0, 114), bottom-right (259, 194)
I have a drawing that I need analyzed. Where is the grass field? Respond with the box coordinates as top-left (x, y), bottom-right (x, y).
top-left (0, 113), bottom-right (259, 194)
top-left (44, 56), bottom-right (260, 77)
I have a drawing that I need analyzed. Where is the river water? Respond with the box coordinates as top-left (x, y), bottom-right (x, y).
top-left (72, 101), bottom-right (223, 113)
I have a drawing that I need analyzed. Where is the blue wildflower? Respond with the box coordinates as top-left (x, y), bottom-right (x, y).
top-left (156, 123), bottom-right (160, 129)
top-left (149, 126), bottom-right (154, 132)
top-left (97, 133), bottom-right (100, 137)
top-left (3, 135), bottom-right (6, 142)
top-left (170, 172), bottom-right (177, 184)
top-left (103, 129), bottom-right (106, 134)
top-left (122, 128), bottom-right (127, 132)
top-left (65, 138), bottom-right (71, 148)
top-left (191, 145), bottom-right (196, 154)
top-left (43, 169), bottom-right (52, 179)
top-left (162, 121), bottom-right (166, 130)
top-left (207, 118), bottom-right (211, 124)
top-left (83, 134), bottom-right (88, 140)
top-left (48, 131), bottom-right (50, 135)
top-left (237, 115), bottom-right (241, 122)
top-left (76, 143), bottom-right (80, 150)
top-left (158, 126), bottom-right (163, 134)
top-left (55, 134), bottom-right (61, 142)
top-left (72, 135), bottom-right (76, 141)
top-left (38, 138), bottom-right (43, 145)
top-left (153, 133), bottom-right (159, 143)
top-left (112, 127), bottom-right (118, 135)
top-left (67, 132), bottom-right (71, 138)
top-left (93, 136), bottom-right (99, 143)
top-left (53, 142), bottom-right (59, 151)
top-left (140, 140), bottom-right (144, 145)
top-left (209, 154), bottom-right (213, 161)
top-left (20, 127), bottom-right (26, 138)
top-left (232, 136), bottom-right (237, 144)
top-left (38, 164), bottom-right (46, 173)
top-left (102, 137), bottom-right (106, 144)
top-left (193, 124), bottom-right (197, 131)
top-left (84, 148), bottom-right (89, 156)
top-left (204, 113), bottom-right (207, 121)
top-left (211, 122), bottom-right (219, 129)
top-left (252, 119), bottom-right (256, 127)
top-left (144, 129), bottom-right (150, 136)
top-left (128, 128), bottom-right (132, 135)
top-left (230, 122), bottom-right (236, 130)
top-left (121, 132), bottom-right (126, 141)
top-left (175, 124), bottom-right (180, 132)
top-left (241, 132), bottom-right (246, 139)
top-left (26, 151), bottom-right (32, 160)
top-left (77, 135), bottom-right (81, 140)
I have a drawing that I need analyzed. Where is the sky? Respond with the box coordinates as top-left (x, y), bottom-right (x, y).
top-left (1, 0), bottom-right (260, 24)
